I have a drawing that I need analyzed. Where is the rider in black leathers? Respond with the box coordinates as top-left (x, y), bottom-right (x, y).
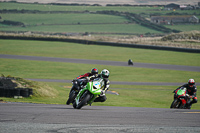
top-left (66, 68), bottom-right (98, 105)
top-left (175, 79), bottom-right (197, 109)
top-left (71, 68), bottom-right (99, 92)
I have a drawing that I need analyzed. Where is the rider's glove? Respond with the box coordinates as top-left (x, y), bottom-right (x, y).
top-left (72, 79), bottom-right (77, 84)
top-left (100, 90), bottom-right (105, 96)
top-left (85, 77), bottom-right (90, 82)
top-left (189, 95), bottom-right (193, 99)
top-left (73, 79), bottom-right (77, 82)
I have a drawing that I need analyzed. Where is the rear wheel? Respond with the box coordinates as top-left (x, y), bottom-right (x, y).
top-left (76, 93), bottom-right (91, 109)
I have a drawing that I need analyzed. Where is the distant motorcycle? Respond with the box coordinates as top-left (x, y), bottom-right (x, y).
top-left (66, 79), bottom-right (87, 105)
top-left (73, 78), bottom-right (103, 109)
top-left (128, 59), bottom-right (133, 65)
top-left (170, 87), bottom-right (191, 109)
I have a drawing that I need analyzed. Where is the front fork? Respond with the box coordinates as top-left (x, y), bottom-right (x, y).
top-left (180, 98), bottom-right (186, 105)
top-left (75, 88), bottom-right (97, 105)
top-left (75, 87), bottom-right (87, 105)
top-left (69, 81), bottom-right (81, 95)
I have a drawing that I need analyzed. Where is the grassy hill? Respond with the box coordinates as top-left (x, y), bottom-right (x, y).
top-left (0, 1), bottom-right (200, 49)
top-left (1, 2), bottom-right (200, 34)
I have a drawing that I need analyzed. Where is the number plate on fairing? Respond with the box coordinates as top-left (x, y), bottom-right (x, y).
top-left (93, 78), bottom-right (103, 89)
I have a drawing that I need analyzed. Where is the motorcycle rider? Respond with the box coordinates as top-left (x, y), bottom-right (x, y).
top-left (175, 79), bottom-right (197, 109)
top-left (76, 68), bottom-right (99, 80)
top-left (86, 69), bottom-right (110, 103)
top-left (66, 68), bottom-right (98, 105)
top-left (72, 68), bottom-right (99, 88)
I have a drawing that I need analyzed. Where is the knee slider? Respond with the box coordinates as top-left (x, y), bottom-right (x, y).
top-left (193, 97), bottom-right (197, 103)
top-left (101, 96), bottom-right (107, 102)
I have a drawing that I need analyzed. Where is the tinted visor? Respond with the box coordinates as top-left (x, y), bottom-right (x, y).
top-left (189, 82), bottom-right (194, 86)
top-left (91, 68), bottom-right (98, 74)
top-left (92, 71), bottom-right (98, 74)
top-left (102, 74), bottom-right (109, 78)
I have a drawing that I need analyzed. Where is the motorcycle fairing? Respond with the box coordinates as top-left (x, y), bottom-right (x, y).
top-left (75, 79), bottom-right (102, 105)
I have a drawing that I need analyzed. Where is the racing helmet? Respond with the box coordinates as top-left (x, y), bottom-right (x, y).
top-left (188, 79), bottom-right (195, 87)
top-left (91, 68), bottom-right (98, 75)
top-left (101, 69), bottom-right (109, 78)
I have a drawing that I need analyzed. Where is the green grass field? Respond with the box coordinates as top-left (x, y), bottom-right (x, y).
top-left (1, 2), bottom-right (200, 34)
top-left (0, 39), bottom-right (200, 110)
top-left (1, 58), bottom-right (199, 83)
top-left (0, 39), bottom-right (200, 66)
top-left (165, 24), bottom-right (200, 32)
top-left (0, 13), bottom-right (163, 34)
top-left (0, 2), bottom-right (200, 109)
top-left (0, 82), bottom-right (175, 108)
top-left (0, 23), bottom-right (163, 34)
top-left (1, 82), bottom-right (199, 109)
top-left (0, 13), bottom-right (128, 25)
top-left (1, 2), bottom-right (199, 14)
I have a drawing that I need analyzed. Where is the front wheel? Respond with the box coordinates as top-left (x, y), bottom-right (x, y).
top-left (170, 99), bottom-right (180, 109)
top-left (73, 101), bottom-right (77, 109)
top-left (66, 90), bottom-right (77, 105)
top-left (76, 93), bottom-right (91, 109)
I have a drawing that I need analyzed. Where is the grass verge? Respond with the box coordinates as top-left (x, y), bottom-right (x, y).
top-left (0, 82), bottom-right (199, 110)
top-left (0, 39), bottom-right (200, 66)
top-left (0, 39), bottom-right (199, 109)
top-left (1, 58), bottom-right (200, 83)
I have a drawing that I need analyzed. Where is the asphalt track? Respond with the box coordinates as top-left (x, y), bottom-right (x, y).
top-left (0, 102), bottom-right (200, 133)
top-left (1, 54), bottom-right (200, 72)
top-left (1, 54), bottom-right (200, 86)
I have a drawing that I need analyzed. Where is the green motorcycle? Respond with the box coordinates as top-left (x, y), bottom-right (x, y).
top-left (73, 78), bottom-right (103, 109)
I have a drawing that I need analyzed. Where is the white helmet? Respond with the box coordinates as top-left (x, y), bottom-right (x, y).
top-left (188, 79), bottom-right (195, 87)
top-left (101, 69), bottom-right (109, 78)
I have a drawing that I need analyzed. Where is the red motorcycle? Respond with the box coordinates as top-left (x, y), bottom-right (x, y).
top-left (170, 87), bottom-right (191, 109)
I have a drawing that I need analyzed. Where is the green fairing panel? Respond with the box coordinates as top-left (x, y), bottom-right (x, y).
top-left (177, 88), bottom-right (186, 95)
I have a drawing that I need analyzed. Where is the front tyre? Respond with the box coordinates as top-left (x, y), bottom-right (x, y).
top-left (73, 101), bottom-right (77, 109)
top-left (66, 90), bottom-right (77, 105)
top-left (170, 99), bottom-right (180, 109)
top-left (76, 93), bottom-right (91, 109)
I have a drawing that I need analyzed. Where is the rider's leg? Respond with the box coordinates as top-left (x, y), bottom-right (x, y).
top-left (94, 95), bottom-right (107, 102)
